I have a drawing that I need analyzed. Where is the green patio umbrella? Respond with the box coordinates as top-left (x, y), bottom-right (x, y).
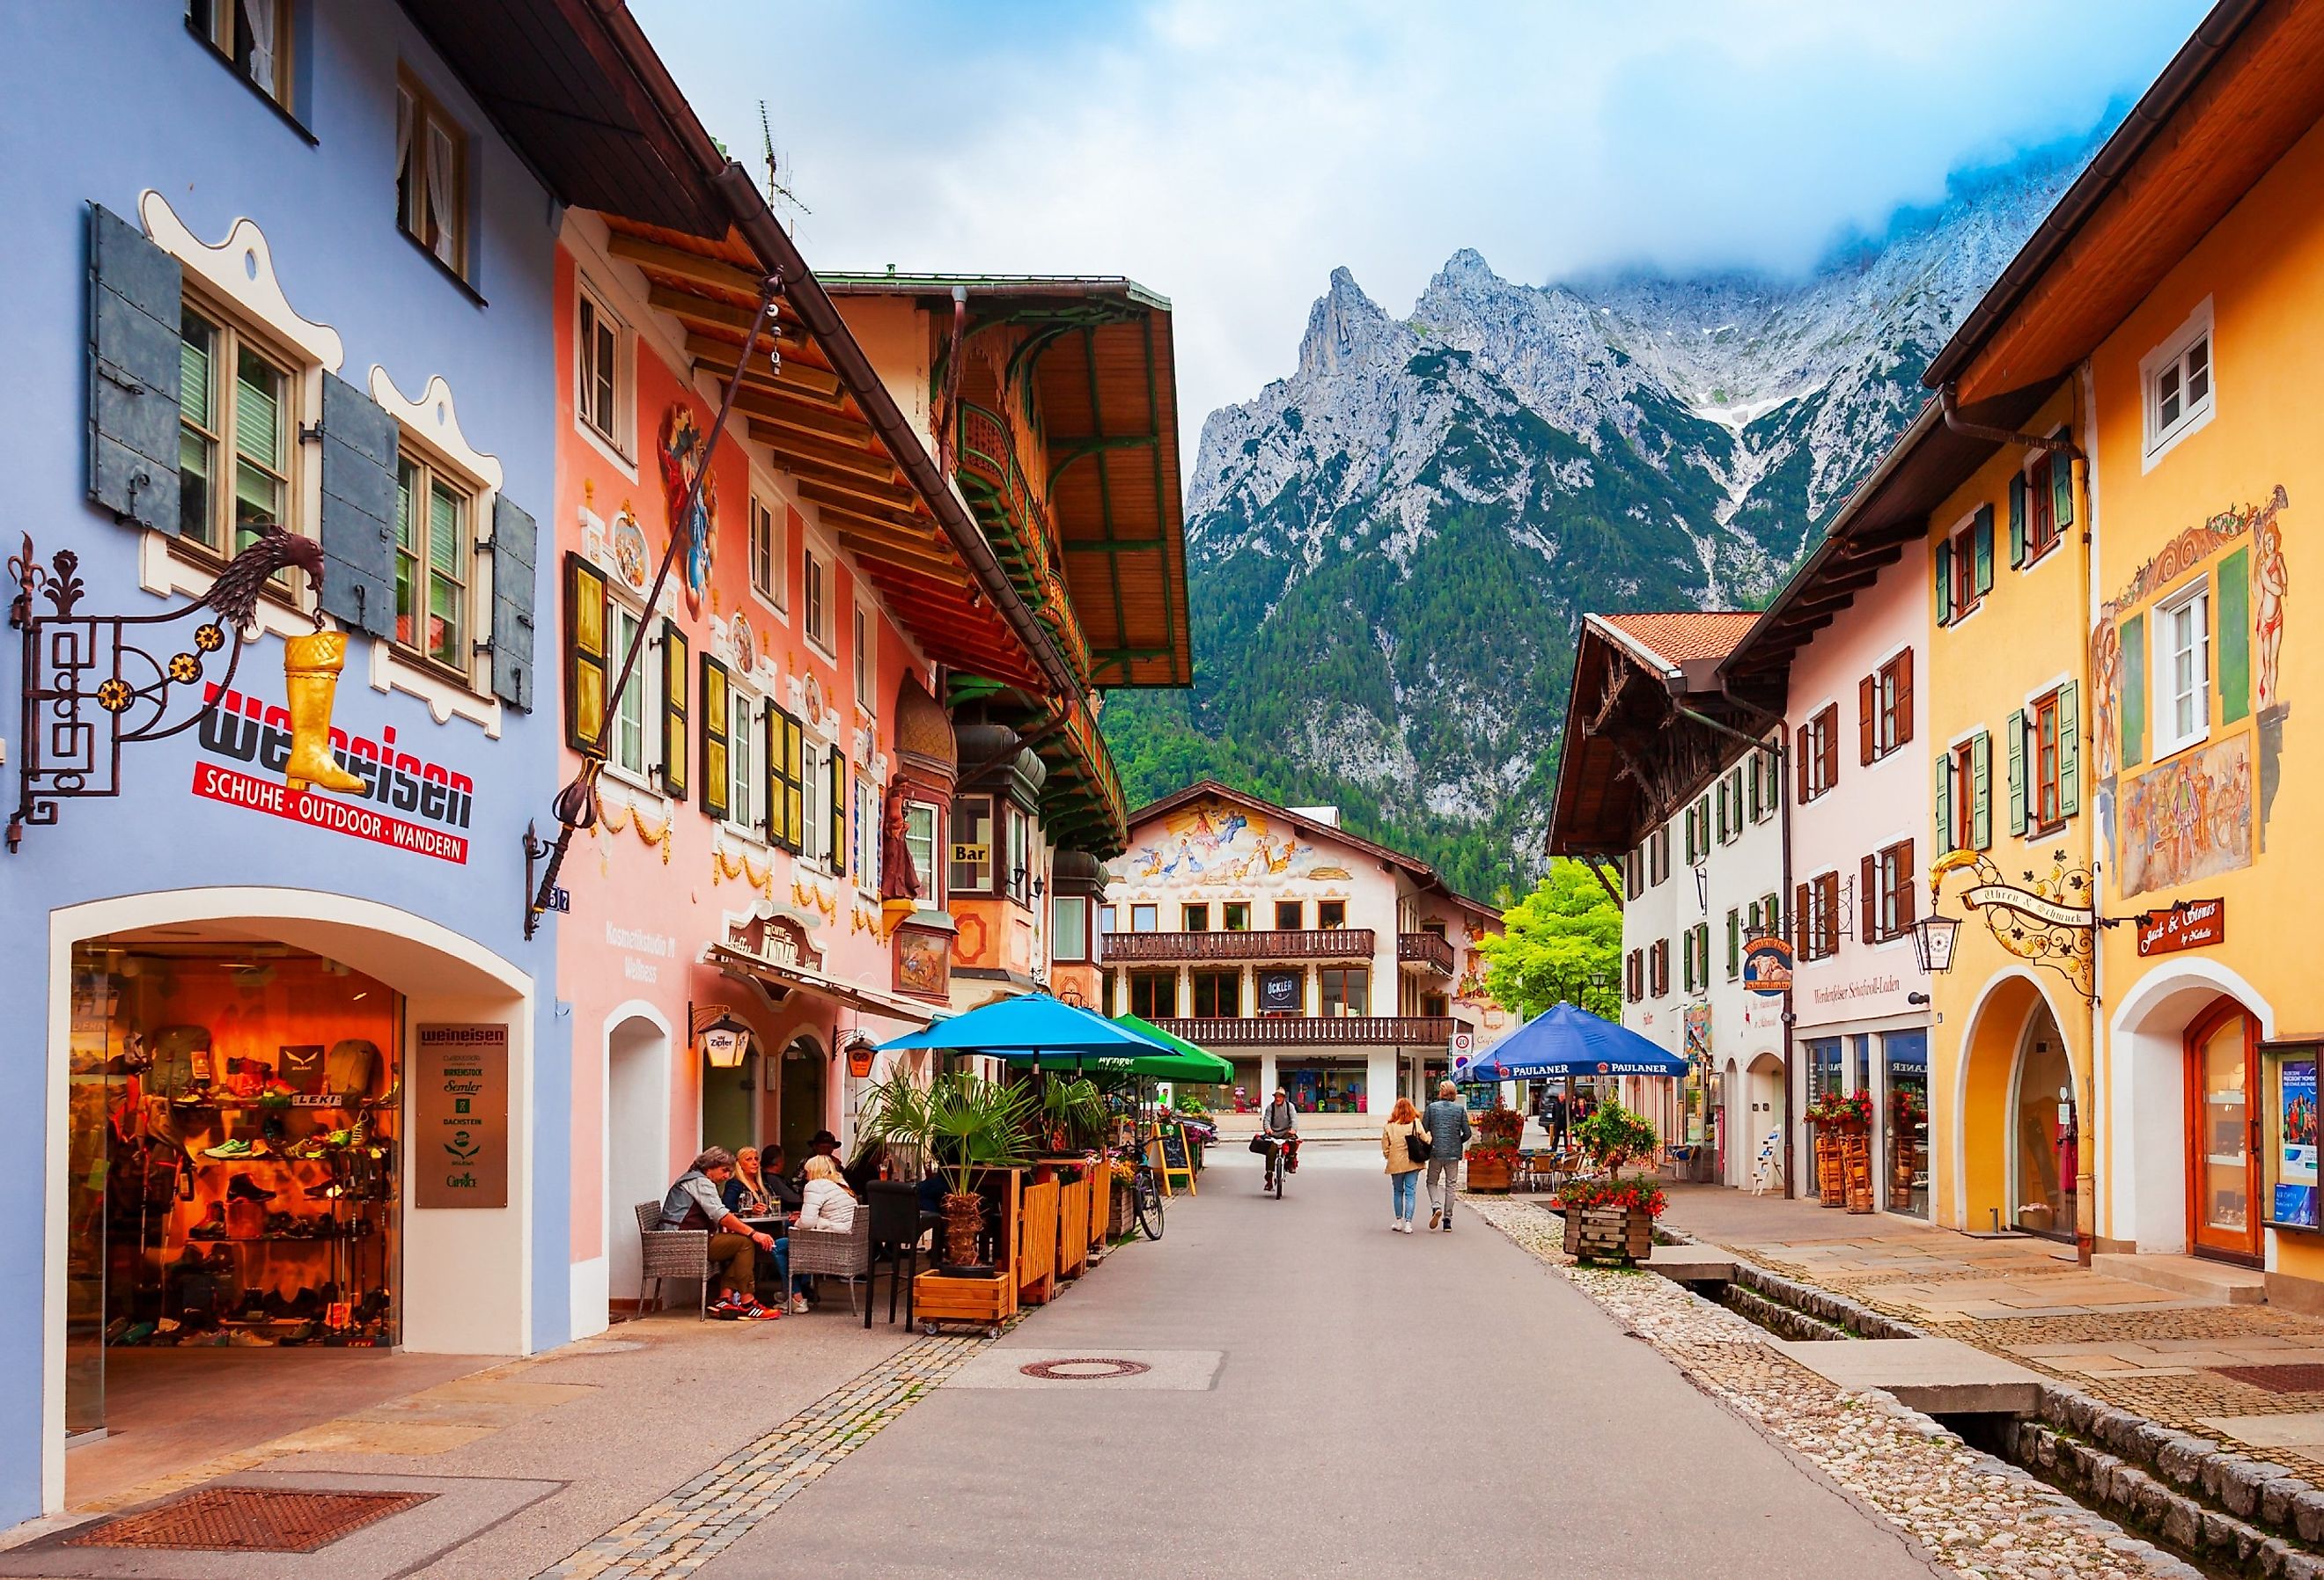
top-left (1111, 1014), bottom-right (1234, 1083)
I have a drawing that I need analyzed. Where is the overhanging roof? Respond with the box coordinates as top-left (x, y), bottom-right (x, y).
top-left (1927, 0), bottom-right (2324, 405)
top-left (824, 275), bottom-right (1191, 689)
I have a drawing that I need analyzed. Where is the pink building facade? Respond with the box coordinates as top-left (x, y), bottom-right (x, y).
top-left (1781, 538), bottom-right (1934, 1214)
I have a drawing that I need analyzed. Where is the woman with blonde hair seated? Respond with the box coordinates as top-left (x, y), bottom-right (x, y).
top-left (798, 1153), bottom-right (857, 1232)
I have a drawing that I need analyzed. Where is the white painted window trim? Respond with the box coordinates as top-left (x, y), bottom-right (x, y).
top-left (370, 368), bottom-right (505, 724)
top-left (799, 734), bottom-right (833, 878)
top-left (2140, 296), bottom-right (2216, 473)
top-left (572, 271), bottom-right (637, 479)
top-left (800, 535), bottom-right (837, 663)
top-left (724, 684), bottom-right (769, 847)
top-left (599, 591), bottom-right (660, 793)
top-left (746, 481), bottom-right (789, 618)
top-left (854, 771), bottom-right (883, 901)
top-left (2151, 577), bottom-right (2213, 762)
top-left (1940, 505), bottom-right (1988, 628)
top-left (853, 599), bottom-right (878, 717)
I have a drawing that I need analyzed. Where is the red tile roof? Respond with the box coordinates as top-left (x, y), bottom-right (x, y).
top-left (1595, 611), bottom-right (1760, 668)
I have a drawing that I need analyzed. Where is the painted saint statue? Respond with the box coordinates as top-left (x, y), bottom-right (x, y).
top-left (657, 405), bottom-right (718, 619)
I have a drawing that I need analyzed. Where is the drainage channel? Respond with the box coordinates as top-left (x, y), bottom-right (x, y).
top-left (1657, 1239), bottom-right (2318, 1579)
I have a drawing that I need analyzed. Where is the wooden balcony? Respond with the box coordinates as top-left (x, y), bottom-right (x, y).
top-left (1153, 1016), bottom-right (1465, 1047)
top-left (1099, 929), bottom-right (1376, 965)
top-left (1397, 931), bottom-right (1455, 974)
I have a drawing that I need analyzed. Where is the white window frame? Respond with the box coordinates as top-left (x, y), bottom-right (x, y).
top-left (748, 492), bottom-right (784, 614)
top-left (177, 293), bottom-right (306, 566)
top-left (725, 687), bottom-right (765, 842)
top-left (600, 593), bottom-right (660, 790)
top-left (903, 800), bottom-right (941, 910)
top-left (1051, 894), bottom-right (1091, 964)
top-left (2153, 578), bottom-right (2212, 761)
top-left (853, 600), bottom-right (876, 713)
top-left (854, 773), bottom-right (882, 897)
top-left (573, 275), bottom-right (634, 468)
top-left (2140, 298), bottom-right (2216, 472)
top-left (802, 540), bottom-right (833, 657)
top-left (393, 442), bottom-right (486, 691)
top-left (396, 71), bottom-right (469, 279)
top-left (801, 735), bottom-right (832, 873)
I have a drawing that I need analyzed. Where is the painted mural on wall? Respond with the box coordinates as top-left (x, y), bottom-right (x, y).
top-left (658, 406), bottom-right (718, 619)
top-left (2093, 487), bottom-right (2290, 896)
top-left (1107, 797), bottom-right (1347, 896)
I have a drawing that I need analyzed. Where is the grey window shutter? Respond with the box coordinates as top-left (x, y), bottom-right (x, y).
top-left (317, 373), bottom-right (399, 639)
top-left (87, 204), bottom-right (182, 531)
top-left (489, 494), bottom-right (536, 711)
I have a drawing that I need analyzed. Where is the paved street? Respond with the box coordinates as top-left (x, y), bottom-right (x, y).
top-left (690, 1147), bottom-right (1938, 1579)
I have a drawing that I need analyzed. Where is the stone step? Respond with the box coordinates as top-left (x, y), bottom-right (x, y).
top-left (2091, 1251), bottom-right (2267, 1304)
top-left (1771, 1335), bottom-right (2048, 1415)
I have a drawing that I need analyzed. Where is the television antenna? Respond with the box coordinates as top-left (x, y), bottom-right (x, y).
top-left (758, 101), bottom-right (811, 230)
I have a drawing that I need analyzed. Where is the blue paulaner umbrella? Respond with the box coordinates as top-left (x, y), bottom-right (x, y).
top-left (875, 993), bottom-right (1159, 1065)
top-left (1452, 1002), bottom-right (1690, 1083)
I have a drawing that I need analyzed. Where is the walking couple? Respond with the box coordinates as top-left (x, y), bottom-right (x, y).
top-left (1379, 1081), bottom-right (1471, 1233)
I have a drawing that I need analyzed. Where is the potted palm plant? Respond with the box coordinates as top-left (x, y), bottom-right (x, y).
top-left (862, 1070), bottom-right (1033, 1269)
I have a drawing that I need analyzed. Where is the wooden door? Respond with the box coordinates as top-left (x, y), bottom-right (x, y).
top-left (2188, 998), bottom-right (2263, 1264)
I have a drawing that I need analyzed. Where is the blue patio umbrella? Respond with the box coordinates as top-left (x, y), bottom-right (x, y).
top-left (1452, 1002), bottom-right (1689, 1083)
top-left (874, 992), bottom-right (1159, 1067)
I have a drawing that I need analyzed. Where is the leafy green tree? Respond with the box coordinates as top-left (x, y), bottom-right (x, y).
top-left (1475, 860), bottom-right (1622, 1020)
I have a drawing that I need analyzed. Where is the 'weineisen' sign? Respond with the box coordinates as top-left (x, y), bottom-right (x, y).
top-left (195, 683), bottom-right (472, 863)
top-left (415, 1024), bottom-right (509, 1208)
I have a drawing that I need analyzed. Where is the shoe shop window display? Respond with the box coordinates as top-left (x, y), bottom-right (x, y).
top-left (68, 942), bottom-right (405, 1368)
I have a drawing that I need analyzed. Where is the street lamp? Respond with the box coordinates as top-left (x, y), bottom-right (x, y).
top-left (1908, 912), bottom-right (1961, 974)
top-left (697, 1012), bottom-right (754, 1069)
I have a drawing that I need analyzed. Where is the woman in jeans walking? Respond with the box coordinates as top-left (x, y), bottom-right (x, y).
top-left (1379, 1098), bottom-right (1430, 1233)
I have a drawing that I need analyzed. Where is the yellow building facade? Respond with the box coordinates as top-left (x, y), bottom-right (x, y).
top-left (1922, 387), bottom-right (2100, 1244)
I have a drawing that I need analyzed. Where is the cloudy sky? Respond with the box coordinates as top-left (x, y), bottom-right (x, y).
top-left (635, 0), bottom-right (2210, 433)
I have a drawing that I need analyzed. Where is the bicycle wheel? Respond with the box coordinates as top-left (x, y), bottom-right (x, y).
top-left (1133, 1177), bottom-right (1165, 1240)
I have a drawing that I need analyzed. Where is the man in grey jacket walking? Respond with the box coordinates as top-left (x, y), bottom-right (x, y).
top-left (1422, 1081), bottom-right (1472, 1231)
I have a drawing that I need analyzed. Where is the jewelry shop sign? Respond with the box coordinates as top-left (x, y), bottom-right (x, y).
top-left (416, 1024), bottom-right (509, 1208)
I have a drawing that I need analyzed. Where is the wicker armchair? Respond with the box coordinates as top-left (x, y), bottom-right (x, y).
top-left (634, 1200), bottom-right (715, 1319)
top-left (788, 1214), bottom-right (872, 1316)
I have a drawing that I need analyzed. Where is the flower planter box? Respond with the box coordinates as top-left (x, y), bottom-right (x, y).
top-left (1465, 1154), bottom-right (1516, 1193)
top-left (913, 1268), bottom-right (1015, 1329)
top-left (1107, 1183), bottom-right (1136, 1239)
top-left (1562, 1205), bottom-right (1653, 1265)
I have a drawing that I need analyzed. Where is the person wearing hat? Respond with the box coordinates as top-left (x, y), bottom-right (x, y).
top-left (658, 1147), bottom-right (781, 1319)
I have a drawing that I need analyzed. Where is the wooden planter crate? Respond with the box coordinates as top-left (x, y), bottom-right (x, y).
top-left (1562, 1205), bottom-right (1653, 1264)
top-left (1107, 1179), bottom-right (1136, 1238)
top-left (914, 1269), bottom-right (1015, 1328)
top-left (1055, 1166), bottom-right (1091, 1279)
top-left (1465, 1153), bottom-right (1515, 1193)
top-left (1016, 1179), bottom-right (1059, 1305)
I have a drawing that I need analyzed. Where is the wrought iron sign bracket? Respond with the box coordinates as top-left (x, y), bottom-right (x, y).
top-left (6, 530), bottom-right (309, 851)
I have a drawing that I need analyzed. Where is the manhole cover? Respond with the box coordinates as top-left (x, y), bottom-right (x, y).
top-left (66, 1487), bottom-right (435, 1552)
top-left (1018, 1356), bottom-right (1152, 1381)
top-left (2211, 1364), bottom-right (2324, 1394)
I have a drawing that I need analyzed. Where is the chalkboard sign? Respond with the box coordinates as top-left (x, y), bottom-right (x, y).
top-left (1258, 971), bottom-right (1302, 1013)
top-left (1148, 1123), bottom-right (1197, 1198)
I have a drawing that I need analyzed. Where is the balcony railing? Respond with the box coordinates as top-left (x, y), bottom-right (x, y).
top-left (1153, 1016), bottom-right (1465, 1047)
top-left (1397, 932), bottom-right (1455, 974)
top-left (1099, 929), bottom-right (1376, 965)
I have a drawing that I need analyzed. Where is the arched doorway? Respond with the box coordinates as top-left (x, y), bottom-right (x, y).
top-left (779, 1035), bottom-right (827, 1167)
top-left (1744, 1054), bottom-right (1783, 1192)
top-left (2188, 996), bottom-right (2262, 1264)
top-left (2010, 1000), bottom-right (2076, 1241)
top-left (604, 1012), bottom-right (670, 1313)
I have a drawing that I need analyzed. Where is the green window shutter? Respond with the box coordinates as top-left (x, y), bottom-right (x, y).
top-left (829, 750), bottom-right (848, 873)
top-left (563, 554), bottom-right (608, 756)
top-left (2005, 711), bottom-right (2026, 836)
top-left (2120, 613), bottom-right (2146, 769)
top-left (488, 495), bottom-right (536, 712)
top-left (2218, 547), bottom-right (2252, 724)
top-left (1934, 750), bottom-right (1955, 852)
top-left (659, 621), bottom-right (688, 799)
top-left (1935, 537), bottom-right (1953, 626)
top-left (318, 373), bottom-right (401, 640)
top-left (1726, 910), bottom-right (1739, 977)
top-left (1973, 504), bottom-right (1996, 597)
top-left (2052, 443), bottom-right (2074, 528)
top-left (2057, 682), bottom-right (2081, 819)
top-left (2008, 473), bottom-right (2028, 568)
top-left (1971, 731), bottom-right (1993, 850)
top-left (88, 203), bottom-right (183, 532)
top-left (699, 655), bottom-right (730, 821)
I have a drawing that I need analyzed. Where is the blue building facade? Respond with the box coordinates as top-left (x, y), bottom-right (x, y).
top-left (0, 3), bottom-right (571, 1520)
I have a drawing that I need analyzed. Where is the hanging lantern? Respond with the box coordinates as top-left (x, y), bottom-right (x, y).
top-left (1909, 913), bottom-right (1961, 974)
top-left (698, 1013), bottom-right (754, 1069)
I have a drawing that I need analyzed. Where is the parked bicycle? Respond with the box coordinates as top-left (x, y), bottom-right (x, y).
top-left (1123, 1150), bottom-right (1165, 1240)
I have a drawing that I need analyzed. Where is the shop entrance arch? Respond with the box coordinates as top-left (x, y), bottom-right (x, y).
top-left (2109, 960), bottom-right (2277, 1254)
top-left (2186, 996), bottom-right (2264, 1265)
top-left (1953, 970), bottom-right (2078, 1237)
top-left (779, 1034), bottom-right (827, 1167)
top-left (2008, 1001), bottom-right (2077, 1242)
top-left (604, 1008), bottom-right (671, 1317)
top-left (43, 886), bottom-right (534, 1515)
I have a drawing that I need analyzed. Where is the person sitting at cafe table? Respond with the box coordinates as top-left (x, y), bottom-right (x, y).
top-left (658, 1147), bottom-right (781, 1320)
top-left (722, 1145), bottom-right (799, 1217)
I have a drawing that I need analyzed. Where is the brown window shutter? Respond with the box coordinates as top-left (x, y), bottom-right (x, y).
top-left (1859, 854), bottom-right (1878, 942)
top-left (1897, 840), bottom-right (1916, 929)
top-left (1819, 704), bottom-right (1839, 790)
top-left (1793, 882), bottom-right (1810, 955)
top-left (1823, 873), bottom-right (1842, 956)
top-left (1858, 675), bottom-right (1876, 765)
top-left (1894, 649), bottom-right (1915, 747)
top-left (1796, 725), bottom-right (1811, 798)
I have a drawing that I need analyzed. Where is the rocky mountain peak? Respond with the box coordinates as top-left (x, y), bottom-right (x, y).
top-left (1296, 265), bottom-right (1400, 379)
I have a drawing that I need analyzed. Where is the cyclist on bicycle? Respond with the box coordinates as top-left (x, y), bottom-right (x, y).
top-left (1262, 1087), bottom-right (1301, 1177)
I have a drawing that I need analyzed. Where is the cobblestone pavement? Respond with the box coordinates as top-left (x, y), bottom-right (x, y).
top-left (1466, 1196), bottom-right (2203, 1580)
top-left (1662, 1187), bottom-right (2324, 1487)
top-left (533, 1329), bottom-right (994, 1579)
